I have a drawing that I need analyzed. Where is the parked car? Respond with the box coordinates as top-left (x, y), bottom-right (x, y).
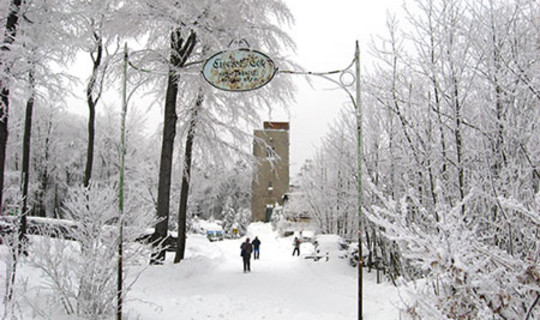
top-left (206, 230), bottom-right (224, 242)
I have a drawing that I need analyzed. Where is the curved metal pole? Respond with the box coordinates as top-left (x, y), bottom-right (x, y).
top-left (355, 40), bottom-right (363, 320)
top-left (117, 43), bottom-right (128, 320)
top-left (278, 57), bottom-right (357, 105)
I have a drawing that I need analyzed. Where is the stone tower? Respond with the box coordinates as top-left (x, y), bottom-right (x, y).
top-left (251, 121), bottom-right (290, 222)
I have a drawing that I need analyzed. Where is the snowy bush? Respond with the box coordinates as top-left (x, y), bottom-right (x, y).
top-left (28, 183), bottom-right (156, 318)
top-left (220, 198), bottom-right (236, 237)
top-left (0, 193), bottom-right (32, 320)
top-left (234, 208), bottom-right (251, 237)
top-left (270, 204), bottom-right (284, 232)
top-left (367, 184), bottom-right (540, 319)
top-left (1, 227), bottom-right (29, 320)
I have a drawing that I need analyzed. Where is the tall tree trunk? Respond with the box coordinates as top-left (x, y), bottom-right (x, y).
top-left (35, 115), bottom-right (53, 217)
top-left (445, 5), bottom-right (467, 215)
top-left (174, 92), bottom-right (203, 263)
top-left (151, 60), bottom-right (179, 264)
top-left (19, 70), bottom-right (35, 248)
top-left (451, 72), bottom-right (465, 214)
top-left (425, 0), bottom-right (448, 212)
top-left (151, 29), bottom-right (196, 264)
top-left (83, 33), bottom-right (103, 188)
top-left (0, 0), bottom-right (23, 214)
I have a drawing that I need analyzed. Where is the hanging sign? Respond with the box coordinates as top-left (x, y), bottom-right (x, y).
top-left (202, 49), bottom-right (277, 92)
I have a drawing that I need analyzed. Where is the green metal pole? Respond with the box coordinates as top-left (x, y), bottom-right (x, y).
top-left (355, 40), bottom-right (363, 320)
top-left (117, 43), bottom-right (128, 320)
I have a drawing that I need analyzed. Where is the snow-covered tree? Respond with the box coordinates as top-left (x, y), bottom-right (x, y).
top-left (360, 0), bottom-right (540, 318)
top-left (235, 208), bottom-right (252, 237)
top-left (270, 203), bottom-right (288, 235)
top-left (29, 182), bottom-right (156, 318)
top-left (0, 0), bottom-right (25, 214)
top-left (293, 0), bottom-right (538, 318)
top-left (220, 196), bottom-right (236, 237)
top-left (295, 111), bottom-right (358, 239)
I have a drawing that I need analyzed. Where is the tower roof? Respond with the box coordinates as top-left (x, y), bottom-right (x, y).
top-left (263, 121), bottom-right (289, 131)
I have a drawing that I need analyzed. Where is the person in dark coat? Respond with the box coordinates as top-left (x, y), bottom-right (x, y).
top-left (240, 238), bottom-right (253, 272)
top-left (292, 236), bottom-right (301, 256)
top-left (251, 236), bottom-right (261, 260)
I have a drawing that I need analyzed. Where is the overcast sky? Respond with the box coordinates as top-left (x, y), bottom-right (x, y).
top-left (278, 0), bottom-right (403, 177)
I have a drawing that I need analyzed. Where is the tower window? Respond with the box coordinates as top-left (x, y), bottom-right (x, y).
top-left (266, 147), bottom-right (276, 159)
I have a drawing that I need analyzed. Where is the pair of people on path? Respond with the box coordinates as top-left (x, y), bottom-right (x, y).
top-left (240, 236), bottom-right (261, 272)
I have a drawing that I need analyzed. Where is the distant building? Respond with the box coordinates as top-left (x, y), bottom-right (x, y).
top-left (251, 122), bottom-right (289, 222)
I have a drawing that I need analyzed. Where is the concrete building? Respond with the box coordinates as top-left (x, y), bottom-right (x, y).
top-left (251, 122), bottom-right (290, 222)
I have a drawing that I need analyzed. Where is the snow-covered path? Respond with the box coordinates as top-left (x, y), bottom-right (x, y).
top-left (127, 223), bottom-right (402, 320)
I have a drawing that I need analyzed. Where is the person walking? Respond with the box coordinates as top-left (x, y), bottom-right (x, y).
top-left (251, 236), bottom-right (261, 260)
top-left (292, 236), bottom-right (301, 256)
top-left (240, 238), bottom-right (253, 272)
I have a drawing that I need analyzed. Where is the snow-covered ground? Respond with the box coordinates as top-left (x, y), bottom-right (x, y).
top-left (2, 223), bottom-right (403, 319)
top-left (127, 223), bottom-right (402, 320)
